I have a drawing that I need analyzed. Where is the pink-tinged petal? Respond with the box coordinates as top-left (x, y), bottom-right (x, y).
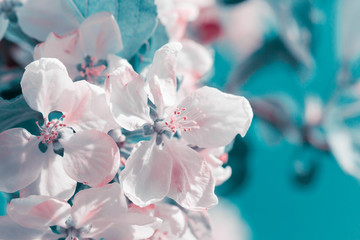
top-left (20, 146), bottom-right (77, 200)
top-left (177, 39), bottom-right (213, 79)
top-left (21, 58), bottom-right (74, 117)
top-left (154, 204), bottom-right (188, 237)
top-left (164, 138), bottom-right (218, 210)
top-left (147, 42), bottom-right (182, 112)
top-left (78, 12), bottom-right (123, 59)
top-left (0, 215), bottom-right (60, 240)
top-left (71, 183), bottom-right (127, 229)
top-left (120, 139), bottom-right (173, 207)
top-left (200, 147), bottom-right (231, 185)
top-left (0, 15), bottom-right (9, 40)
top-left (105, 61), bottom-right (152, 131)
top-left (211, 165), bottom-right (232, 186)
top-left (0, 128), bottom-right (44, 193)
top-left (60, 130), bottom-right (120, 187)
top-left (34, 32), bottom-right (83, 80)
top-left (17, 0), bottom-right (80, 41)
top-left (106, 53), bottom-right (128, 73)
top-left (178, 86), bottom-right (253, 148)
top-left (61, 80), bottom-right (118, 133)
top-left (7, 195), bottom-right (71, 229)
top-left (86, 213), bottom-right (161, 240)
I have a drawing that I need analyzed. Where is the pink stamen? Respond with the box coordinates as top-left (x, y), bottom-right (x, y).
top-left (164, 107), bottom-right (202, 133)
top-left (36, 115), bottom-right (67, 144)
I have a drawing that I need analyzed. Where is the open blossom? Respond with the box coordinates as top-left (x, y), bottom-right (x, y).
top-left (0, 58), bottom-right (120, 199)
top-left (105, 42), bottom-right (253, 209)
top-left (0, 184), bottom-right (161, 240)
top-left (34, 12), bottom-right (123, 85)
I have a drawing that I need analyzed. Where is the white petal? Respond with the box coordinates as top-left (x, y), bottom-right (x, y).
top-left (61, 80), bottom-right (118, 133)
top-left (147, 42), bottom-right (182, 112)
top-left (60, 130), bottom-right (120, 187)
top-left (71, 183), bottom-right (127, 229)
top-left (154, 204), bottom-right (188, 237)
top-left (7, 195), bottom-right (71, 229)
top-left (0, 215), bottom-right (59, 240)
top-left (164, 138), bottom-right (218, 210)
top-left (212, 166), bottom-right (232, 186)
top-left (34, 32), bottom-right (84, 80)
top-left (21, 58), bottom-right (74, 117)
top-left (20, 146), bottom-right (77, 200)
top-left (106, 61), bottom-right (152, 131)
top-left (120, 138), bottom-right (172, 207)
top-left (179, 86), bottom-right (253, 148)
top-left (177, 39), bottom-right (213, 79)
top-left (0, 128), bottom-right (44, 193)
top-left (78, 12), bottom-right (123, 58)
top-left (200, 147), bottom-right (231, 185)
top-left (87, 213), bottom-right (161, 240)
top-left (17, 0), bottom-right (80, 41)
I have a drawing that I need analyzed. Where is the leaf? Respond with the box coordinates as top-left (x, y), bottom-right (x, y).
top-left (69, 0), bottom-right (158, 59)
top-left (130, 21), bottom-right (169, 72)
top-left (5, 22), bottom-right (39, 53)
top-left (0, 95), bottom-right (42, 132)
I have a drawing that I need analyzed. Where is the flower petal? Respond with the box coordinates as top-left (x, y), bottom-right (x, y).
top-left (61, 80), bottom-right (118, 133)
top-left (17, 0), bottom-right (80, 41)
top-left (86, 213), bottom-right (161, 240)
top-left (0, 128), bottom-right (44, 193)
top-left (200, 147), bottom-right (231, 185)
top-left (0, 215), bottom-right (59, 240)
top-left (71, 183), bottom-right (127, 229)
top-left (78, 12), bottom-right (123, 59)
top-left (20, 146), bottom-right (77, 200)
top-left (147, 42), bottom-right (182, 112)
top-left (120, 138), bottom-right (173, 207)
top-left (178, 86), bottom-right (253, 148)
top-left (21, 58), bottom-right (74, 117)
top-left (7, 195), bottom-right (70, 229)
top-left (154, 204), bottom-right (188, 237)
top-left (164, 138), bottom-right (218, 210)
top-left (177, 39), bottom-right (213, 80)
top-left (34, 32), bottom-right (83, 80)
top-left (105, 60), bottom-right (152, 131)
top-left (60, 130), bottom-right (120, 187)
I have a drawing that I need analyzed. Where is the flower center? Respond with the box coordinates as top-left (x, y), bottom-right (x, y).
top-left (77, 56), bottom-right (107, 84)
top-left (35, 115), bottom-right (66, 144)
top-left (164, 107), bottom-right (201, 133)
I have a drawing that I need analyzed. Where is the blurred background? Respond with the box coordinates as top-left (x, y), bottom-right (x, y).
top-left (1, 0), bottom-right (360, 239)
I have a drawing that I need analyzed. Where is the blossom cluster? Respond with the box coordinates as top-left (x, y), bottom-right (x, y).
top-left (0, 0), bottom-right (253, 239)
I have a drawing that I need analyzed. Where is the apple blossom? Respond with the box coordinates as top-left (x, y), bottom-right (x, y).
top-left (0, 58), bottom-right (120, 199)
top-left (0, 184), bottom-right (161, 240)
top-left (105, 42), bottom-right (253, 209)
top-left (34, 12), bottom-right (123, 85)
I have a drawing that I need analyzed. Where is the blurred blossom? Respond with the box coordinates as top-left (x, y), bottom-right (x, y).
top-left (208, 198), bottom-right (251, 240)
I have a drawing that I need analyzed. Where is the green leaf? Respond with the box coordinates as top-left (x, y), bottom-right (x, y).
top-left (69, 0), bottom-right (158, 59)
top-left (0, 95), bottom-right (42, 132)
